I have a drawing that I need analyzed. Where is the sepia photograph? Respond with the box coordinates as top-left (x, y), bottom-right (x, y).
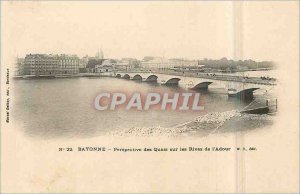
top-left (0, 0), bottom-right (299, 193)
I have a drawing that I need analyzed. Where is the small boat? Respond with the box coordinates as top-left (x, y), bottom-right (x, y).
top-left (240, 106), bottom-right (269, 114)
top-left (240, 99), bottom-right (276, 114)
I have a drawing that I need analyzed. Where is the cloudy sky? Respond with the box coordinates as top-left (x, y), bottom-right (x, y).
top-left (2, 1), bottom-right (299, 62)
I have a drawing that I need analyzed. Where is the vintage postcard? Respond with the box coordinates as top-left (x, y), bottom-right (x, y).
top-left (0, 1), bottom-right (299, 193)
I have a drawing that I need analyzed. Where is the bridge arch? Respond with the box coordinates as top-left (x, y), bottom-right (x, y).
top-left (164, 78), bottom-right (181, 86)
top-left (132, 74), bottom-right (143, 82)
top-left (122, 74), bottom-right (130, 79)
top-left (192, 81), bottom-right (213, 90)
top-left (233, 88), bottom-right (259, 101)
top-left (145, 75), bottom-right (158, 83)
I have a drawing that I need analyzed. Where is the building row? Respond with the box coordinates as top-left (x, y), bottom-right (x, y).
top-left (84, 58), bottom-right (139, 73)
top-left (21, 54), bottom-right (80, 76)
top-left (140, 57), bottom-right (198, 69)
top-left (82, 57), bottom-right (198, 73)
top-left (16, 53), bottom-right (199, 76)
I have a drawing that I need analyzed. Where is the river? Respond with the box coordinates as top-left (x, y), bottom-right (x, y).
top-left (12, 75), bottom-right (276, 138)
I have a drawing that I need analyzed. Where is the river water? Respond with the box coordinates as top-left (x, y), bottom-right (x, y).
top-left (12, 74), bottom-right (275, 138)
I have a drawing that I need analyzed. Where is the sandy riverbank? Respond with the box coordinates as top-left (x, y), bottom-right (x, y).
top-left (108, 110), bottom-right (274, 137)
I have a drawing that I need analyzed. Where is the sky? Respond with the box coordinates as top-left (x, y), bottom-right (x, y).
top-left (1, 1), bottom-right (299, 62)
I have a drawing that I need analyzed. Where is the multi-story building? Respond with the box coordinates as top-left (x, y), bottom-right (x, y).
top-left (169, 58), bottom-right (198, 67)
top-left (56, 54), bottom-right (80, 74)
top-left (141, 57), bottom-right (198, 70)
top-left (23, 54), bottom-right (79, 75)
top-left (140, 57), bottom-right (171, 69)
top-left (24, 54), bottom-right (57, 75)
top-left (95, 59), bottom-right (116, 73)
top-left (15, 58), bottom-right (25, 76)
top-left (115, 58), bottom-right (139, 71)
top-left (79, 55), bottom-right (89, 68)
